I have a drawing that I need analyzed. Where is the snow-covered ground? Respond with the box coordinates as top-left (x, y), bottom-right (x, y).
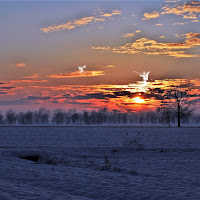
top-left (0, 127), bottom-right (200, 200)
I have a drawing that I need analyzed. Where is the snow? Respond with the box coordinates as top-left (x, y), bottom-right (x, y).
top-left (0, 127), bottom-right (200, 199)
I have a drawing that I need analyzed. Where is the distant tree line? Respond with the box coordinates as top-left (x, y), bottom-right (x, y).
top-left (0, 107), bottom-right (199, 126)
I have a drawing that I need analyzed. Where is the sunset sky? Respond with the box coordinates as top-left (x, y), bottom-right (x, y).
top-left (0, 0), bottom-right (200, 112)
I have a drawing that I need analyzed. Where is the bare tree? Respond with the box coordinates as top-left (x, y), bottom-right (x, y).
top-left (157, 106), bottom-right (173, 127)
top-left (5, 109), bottom-right (17, 124)
top-left (38, 108), bottom-right (50, 124)
top-left (0, 111), bottom-right (4, 124)
top-left (83, 111), bottom-right (90, 124)
top-left (24, 111), bottom-right (34, 124)
top-left (71, 113), bottom-right (79, 124)
top-left (17, 112), bottom-right (26, 124)
top-left (161, 80), bottom-right (193, 127)
top-left (52, 109), bottom-right (65, 125)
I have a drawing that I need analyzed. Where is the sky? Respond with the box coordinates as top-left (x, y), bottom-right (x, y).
top-left (0, 0), bottom-right (200, 112)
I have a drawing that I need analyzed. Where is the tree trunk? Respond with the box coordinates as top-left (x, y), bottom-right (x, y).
top-left (178, 104), bottom-right (181, 127)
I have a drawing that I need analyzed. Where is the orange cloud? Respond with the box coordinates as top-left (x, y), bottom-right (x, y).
top-left (41, 10), bottom-right (122, 33)
top-left (92, 34), bottom-right (200, 58)
top-left (184, 32), bottom-right (200, 39)
top-left (22, 74), bottom-right (39, 79)
top-left (142, 11), bottom-right (160, 20)
top-left (2, 78), bottom-right (198, 112)
top-left (47, 71), bottom-right (105, 78)
top-left (16, 63), bottom-right (26, 67)
top-left (91, 46), bottom-right (110, 50)
top-left (11, 80), bottom-right (48, 83)
top-left (161, 0), bottom-right (200, 19)
top-left (106, 65), bottom-right (116, 68)
top-left (122, 30), bottom-right (141, 38)
top-left (102, 13), bottom-right (112, 17)
top-left (123, 33), bottom-right (135, 38)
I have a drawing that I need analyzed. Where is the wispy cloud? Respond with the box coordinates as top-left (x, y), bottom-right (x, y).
top-left (91, 46), bottom-right (110, 50)
top-left (11, 80), bottom-right (48, 83)
top-left (142, 11), bottom-right (160, 20)
top-left (92, 33), bottom-right (200, 58)
top-left (16, 62), bottom-right (26, 67)
top-left (156, 23), bottom-right (163, 26)
top-left (47, 71), bottom-right (105, 78)
top-left (22, 74), bottom-right (39, 79)
top-left (173, 19), bottom-right (199, 25)
top-left (41, 10), bottom-right (122, 33)
top-left (122, 30), bottom-right (141, 38)
top-left (23, 95), bottom-right (51, 101)
top-left (105, 65), bottom-right (116, 68)
top-left (165, 0), bottom-right (180, 2)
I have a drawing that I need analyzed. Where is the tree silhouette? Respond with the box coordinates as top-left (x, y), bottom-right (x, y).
top-left (160, 80), bottom-right (193, 127)
top-left (52, 109), bottom-right (65, 125)
top-left (71, 113), bottom-right (79, 124)
top-left (5, 109), bottom-right (17, 124)
top-left (0, 112), bottom-right (4, 124)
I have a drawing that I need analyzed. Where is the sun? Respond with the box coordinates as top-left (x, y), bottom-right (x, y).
top-left (133, 96), bottom-right (144, 103)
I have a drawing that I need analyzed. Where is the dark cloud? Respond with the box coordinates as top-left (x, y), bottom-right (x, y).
top-left (149, 88), bottom-right (165, 94)
top-left (0, 100), bottom-right (32, 106)
top-left (68, 101), bottom-right (91, 105)
top-left (52, 100), bottom-right (59, 104)
top-left (0, 92), bottom-right (8, 94)
top-left (0, 87), bottom-right (15, 90)
top-left (73, 93), bottom-right (116, 100)
top-left (60, 90), bottom-right (165, 101)
top-left (23, 96), bottom-right (51, 101)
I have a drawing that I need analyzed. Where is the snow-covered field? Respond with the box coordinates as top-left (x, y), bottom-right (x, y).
top-left (0, 127), bottom-right (200, 200)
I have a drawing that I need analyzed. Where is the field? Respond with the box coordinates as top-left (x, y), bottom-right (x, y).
top-left (0, 127), bottom-right (200, 200)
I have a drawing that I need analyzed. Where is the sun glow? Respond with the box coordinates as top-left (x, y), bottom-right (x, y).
top-left (133, 96), bottom-right (145, 103)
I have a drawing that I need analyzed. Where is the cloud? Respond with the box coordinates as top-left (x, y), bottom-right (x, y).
top-left (66, 101), bottom-right (91, 105)
top-left (106, 65), bottom-right (116, 68)
top-left (0, 100), bottom-right (33, 106)
top-left (91, 47), bottom-right (110, 50)
top-left (92, 33), bottom-right (200, 58)
top-left (0, 87), bottom-right (15, 90)
top-left (41, 10), bottom-right (122, 33)
top-left (47, 71), bottom-right (105, 78)
top-left (142, 11), bottom-right (160, 20)
top-left (16, 63), bottom-right (26, 67)
top-left (11, 80), bottom-right (48, 83)
top-left (156, 24), bottom-right (163, 26)
top-left (23, 96), bottom-right (51, 101)
top-left (123, 33), bottom-right (135, 38)
top-left (173, 19), bottom-right (199, 25)
top-left (175, 32), bottom-right (200, 39)
top-left (72, 92), bottom-right (117, 100)
top-left (22, 74), bottom-right (39, 79)
top-left (161, 0), bottom-right (200, 19)
top-left (184, 32), bottom-right (200, 39)
top-left (159, 36), bottom-right (166, 38)
top-left (165, 0), bottom-right (180, 2)
top-left (122, 30), bottom-right (141, 38)
top-left (60, 88), bottom-right (166, 103)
